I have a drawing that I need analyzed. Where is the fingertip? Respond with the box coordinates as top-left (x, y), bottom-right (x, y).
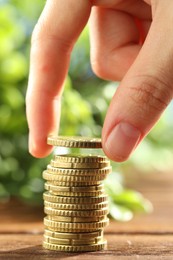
top-left (102, 122), bottom-right (141, 163)
top-left (29, 146), bottom-right (53, 158)
top-left (103, 147), bottom-right (129, 163)
top-left (102, 139), bottom-right (130, 162)
top-left (29, 135), bottom-right (53, 158)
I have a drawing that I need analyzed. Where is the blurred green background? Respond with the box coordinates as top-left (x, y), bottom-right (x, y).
top-left (0, 0), bottom-right (173, 221)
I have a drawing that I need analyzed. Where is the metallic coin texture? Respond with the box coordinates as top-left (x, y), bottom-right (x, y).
top-left (43, 240), bottom-right (107, 252)
top-left (47, 135), bottom-right (102, 148)
top-left (44, 207), bottom-right (109, 217)
top-left (44, 217), bottom-right (109, 232)
top-left (44, 183), bottom-right (104, 196)
top-left (43, 136), bottom-right (111, 252)
top-left (44, 201), bottom-right (109, 210)
top-left (50, 160), bottom-right (109, 169)
top-left (47, 215), bottom-right (106, 223)
top-left (44, 183), bottom-right (104, 192)
top-left (43, 192), bottom-right (108, 204)
top-left (44, 229), bottom-right (103, 239)
top-left (54, 154), bottom-right (107, 163)
top-left (44, 234), bottom-right (103, 245)
top-left (43, 170), bottom-right (110, 182)
top-left (47, 165), bottom-right (111, 176)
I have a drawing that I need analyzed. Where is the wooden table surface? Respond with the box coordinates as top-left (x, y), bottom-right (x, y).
top-left (0, 170), bottom-right (173, 259)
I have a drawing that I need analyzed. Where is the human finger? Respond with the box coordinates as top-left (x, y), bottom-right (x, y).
top-left (26, 0), bottom-right (91, 157)
top-left (89, 3), bottom-right (151, 81)
top-left (102, 1), bottom-right (173, 161)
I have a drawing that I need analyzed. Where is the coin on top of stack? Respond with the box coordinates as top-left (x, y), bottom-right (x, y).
top-left (42, 136), bottom-right (111, 252)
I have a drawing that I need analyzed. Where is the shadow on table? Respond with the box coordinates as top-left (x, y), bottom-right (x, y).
top-left (0, 245), bottom-right (106, 259)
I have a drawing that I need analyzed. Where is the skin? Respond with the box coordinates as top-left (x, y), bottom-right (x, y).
top-left (26, 0), bottom-right (173, 161)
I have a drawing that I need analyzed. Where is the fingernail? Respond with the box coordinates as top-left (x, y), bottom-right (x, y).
top-left (105, 122), bottom-right (141, 161)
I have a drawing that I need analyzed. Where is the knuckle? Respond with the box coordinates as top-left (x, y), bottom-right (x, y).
top-left (91, 51), bottom-right (110, 79)
top-left (129, 75), bottom-right (172, 113)
top-left (31, 19), bottom-right (72, 53)
top-left (90, 48), bottom-right (122, 80)
top-left (91, 57), bottom-right (105, 78)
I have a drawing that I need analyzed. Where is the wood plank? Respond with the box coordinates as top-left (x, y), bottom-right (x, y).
top-left (0, 199), bottom-right (44, 233)
top-left (0, 233), bottom-right (173, 259)
top-left (111, 169), bottom-right (173, 233)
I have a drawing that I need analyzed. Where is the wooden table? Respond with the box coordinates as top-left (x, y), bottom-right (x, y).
top-left (0, 170), bottom-right (173, 259)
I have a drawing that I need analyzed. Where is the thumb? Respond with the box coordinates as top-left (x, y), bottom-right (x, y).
top-left (102, 1), bottom-right (173, 162)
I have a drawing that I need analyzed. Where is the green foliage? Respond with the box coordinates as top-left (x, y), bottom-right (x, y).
top-left (0, 0), bottom-right (173, 221)
top-left (104, 172), bottom-right (153, 221)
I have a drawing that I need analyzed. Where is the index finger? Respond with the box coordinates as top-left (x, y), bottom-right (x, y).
top-left (26, 0), bottom-right (91, 158)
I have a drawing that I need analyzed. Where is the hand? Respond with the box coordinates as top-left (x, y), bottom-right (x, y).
top-left (26, 0), bottom-right (173, 161)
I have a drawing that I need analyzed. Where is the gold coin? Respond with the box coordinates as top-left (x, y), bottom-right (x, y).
top-left (43, 171), bottom-right (110, 182)
top-left (44, 201), bottom-right (108, 210)
top-left (44, 234), bottom-right (103, 246)
top-left (43, 240), bottom-right (107, 252)
top-left (44, 217), bottom-right (109, 232)
top-left (44, 183), bottom-right (104, 197)
top-left (47, 165), bottom-right (111, 176)
top-left (44, 182), bottom-right (104, 192)
top-left (47, 135), bottom-right (102, 149)
top-left (47, 180), bottom-right (101, 187)
top-left (43, 192), bottom-right (108, 204)
top-left (44, 207), bottom-right (109, 217)
top-left (44, 229), bottom-right (103, 239)
top-left (50, 160), bottom-right (110, 169)
top-left (54, 154), bottom-right (108, 163)
top-left (47, 215), bottom-right (106, 223)
top-left (51, 158), bottom-right (110, 169)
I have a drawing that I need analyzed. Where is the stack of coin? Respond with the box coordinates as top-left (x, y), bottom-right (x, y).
top-left (42, 136), bottom-right (111, 252)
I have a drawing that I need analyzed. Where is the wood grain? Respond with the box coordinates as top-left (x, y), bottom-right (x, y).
top-left (1, 233), bottom-right (173, 259)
